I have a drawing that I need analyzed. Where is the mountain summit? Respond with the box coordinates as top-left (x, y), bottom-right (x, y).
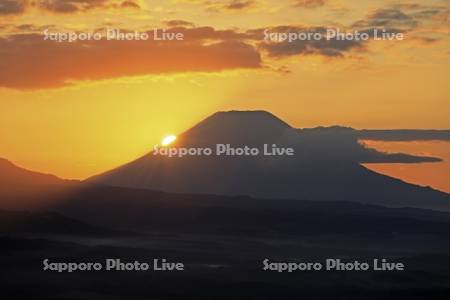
top-left (88, 111), bottom-right (449, 211)
top-left (191, 110), bottom-right (291, 130)
top-left (176, 110), bottom-right (292, 147)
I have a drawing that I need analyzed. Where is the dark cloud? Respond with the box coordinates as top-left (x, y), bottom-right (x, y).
top-left (0, 28), bottom-right (262, 90)
top-left (360, 150), bottom-right (442, 164)
top-left (204, 0), bottom-right (257, 12)
top-left (256, 26), bottom-right (365, 59)
top-left (293, 0), bottom-right (327, 9)
top-left (164, 20), bottom-right (195, 28)
top-left (298, 126), bottom-right (444, 163)
top-left (0, 0), bottom-right (26, 15)
top-left (252, 5), bottom-right (441, 60)
top-left (38, 0), bottom-right (141, 13)
top-left (120, 0), bottom-right (139, 9)
top-left (358, 129), bottom-right (450, 142)
top-left (353, 8), bottom-right (419, 30)
top-left (0, 0), bottom-right (140, 15)
top-left (38, 0), bottom-right (87, 13)
top-left (348, 4), bottom-right (450, 46)
top-left (223, 0), bottom-right (255, 10)
top-left (391, 2), bottom-right (449, 17)
top-left (410, 36), bottom-right (439, 45)
top-left (391, 3), bottom-right (424, 10)
top-left (353, 4), bottom-right (450, 33)
top-left (413, 9), bottom-right (439, 18)
top-left (179, 26), bottom-right (248, 40)
top-left (14, 23), bottom-right (57, 31)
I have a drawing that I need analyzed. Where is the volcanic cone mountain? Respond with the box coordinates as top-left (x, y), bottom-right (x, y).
top-left (88, 111), bottom-right (450, 211)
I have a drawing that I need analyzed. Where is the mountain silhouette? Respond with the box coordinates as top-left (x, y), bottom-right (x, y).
top-left (0, 158), bottom-right (75, 209)
top-left (88, 110), bottom-right (449, 211)
top-left (0, 158), bottom-right (63, 187)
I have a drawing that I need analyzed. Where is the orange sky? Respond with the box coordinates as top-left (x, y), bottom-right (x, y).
top-left (363, 140), bottom-right (450, 193)
top-left (0, 0), bottom-right (449, 181)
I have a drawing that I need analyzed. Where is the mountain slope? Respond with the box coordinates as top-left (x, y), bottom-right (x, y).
top-left (0, 158), bottom-right (75, 209)
top-left (0, 158), bottom-right (63, 187)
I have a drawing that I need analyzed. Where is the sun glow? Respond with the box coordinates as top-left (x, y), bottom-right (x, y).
top-left (161, 135), bottom-right (177, 146)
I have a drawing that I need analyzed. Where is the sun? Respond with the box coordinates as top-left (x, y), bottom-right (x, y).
top-left (161, 134), bottom-right (177, 146)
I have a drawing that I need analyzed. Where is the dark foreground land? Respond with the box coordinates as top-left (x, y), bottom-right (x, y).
top-left (1, 184), bottom-right (450, 299)
top-left (2, 234), bottom-right (450, 300)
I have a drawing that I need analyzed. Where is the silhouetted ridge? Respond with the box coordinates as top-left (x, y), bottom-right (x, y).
top-left (0, 158), bottom-right (63, 186)
top-left (0, 158), bottom-right (16, 168)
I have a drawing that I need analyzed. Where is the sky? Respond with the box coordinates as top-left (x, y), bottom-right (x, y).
top-left (0, 0), bottom-right (449, 181)
top-left (363, 140), bottom-right (450, 193)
